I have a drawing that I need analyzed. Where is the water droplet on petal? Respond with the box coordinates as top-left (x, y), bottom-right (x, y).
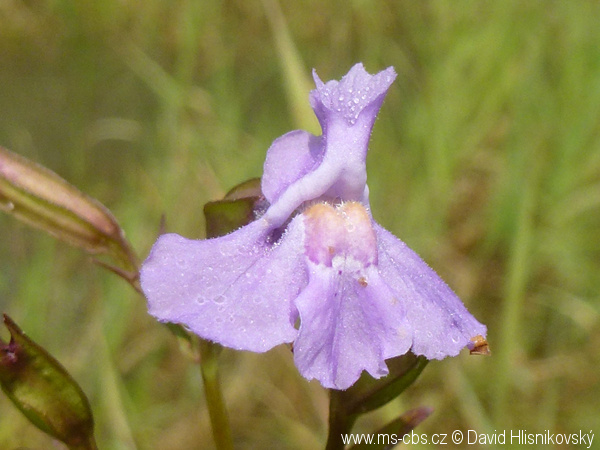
top-left (214, 295), bottom-right (226, 304)
top-left (195, 295), bottom-right (206, 305)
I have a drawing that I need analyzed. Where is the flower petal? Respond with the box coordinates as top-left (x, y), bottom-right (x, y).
top-left (261, 130), bottom-right (323, 204)
top-left (261, 65), bottom-right (396, 227)
top-left (374, 224), bottom-right (487, 359)
top-left (310, 63), bottom-right (396, 128)
top-left (140, 219), bottom-right (307, 352)
top-left (293, 261), bottom-right (411, 390)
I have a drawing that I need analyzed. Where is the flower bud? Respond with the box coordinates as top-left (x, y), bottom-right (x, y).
top-left (0, 146), bottom-right (137, 271)
top-left (0, 314), bottom-right (96, 449)
top-left (203, 178), bottom-right (264, 238)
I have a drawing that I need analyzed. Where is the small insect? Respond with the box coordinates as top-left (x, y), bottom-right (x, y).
top-left (357, 277), bottom-right (368, 287)
top-left (469, 334), bottom-right (490, 355)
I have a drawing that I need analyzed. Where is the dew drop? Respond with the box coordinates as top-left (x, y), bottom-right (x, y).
top-left (214, 295), bottom-right (226, 304)
top-left (228, 315), bottom-right (235, 323)
top-left (353, 97), bottom-right (359, 104)
top-left (426, 331), bottom-right (433, 338)
top-left (215, 316), bottom-right (224, 324)
top-left (252, 296), bottom-right (262, 304)
top-left (451, 332), bottom-right (461, 344)
top-left (338, 95), bottom-right (345, 101)
top-left (176, 259), bottom-right (187, 268)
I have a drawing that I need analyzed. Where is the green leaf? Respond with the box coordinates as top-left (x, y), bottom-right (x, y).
top-left (340, 353), bottom-right (428, 416)
top-left (326, 353), bottom-right (428, 450)
top-left (0, 314), bottom-right (97, 449)
top-left (348, 407), bottom-right (433, 450)
top-left (0, 146), bottom-right (138, 273)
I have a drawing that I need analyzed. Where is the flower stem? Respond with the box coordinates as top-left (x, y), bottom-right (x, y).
top-left (198, 339), bottom-right (234, 450)
top-left (325, 391), bottom-right (357, 450)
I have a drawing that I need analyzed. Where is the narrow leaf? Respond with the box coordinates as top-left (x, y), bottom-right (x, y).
top-left (348, 407), bottom-right (433, 450)
top-left (340, 353), bottom-right (428, 416)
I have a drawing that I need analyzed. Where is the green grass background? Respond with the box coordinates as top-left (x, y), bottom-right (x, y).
top-left (1, 1), bottom-right (599, 448)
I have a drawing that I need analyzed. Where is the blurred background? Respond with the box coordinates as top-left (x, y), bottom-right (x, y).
top-left (1, 0), bottom-right (599, 448)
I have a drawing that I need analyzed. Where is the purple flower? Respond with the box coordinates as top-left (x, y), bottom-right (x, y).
top-left (141, 63), bottom-right (486, 390)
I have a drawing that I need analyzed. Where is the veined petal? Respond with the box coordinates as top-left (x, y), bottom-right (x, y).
top-left (293, 262), bottom-right (411, 390)
top-left (374, 224), bottom-right (487, 359)
top-left (140, 219), bottom-right (307, 352)
top-left (293, 202), bottom-right (412, 390)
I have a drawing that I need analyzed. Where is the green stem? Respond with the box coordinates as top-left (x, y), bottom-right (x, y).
top-left (325, 391), bottom-right (357, 450)
top-left (198, 339), bottom-right (234, 450)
